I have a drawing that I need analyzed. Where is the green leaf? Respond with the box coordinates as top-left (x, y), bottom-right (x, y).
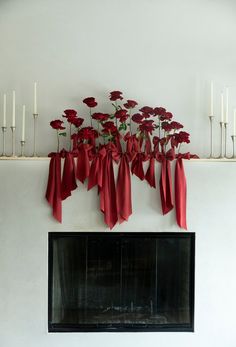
top-left (119, 122), bottom-right (127, 131)
top-left (59, 132), bottom-right (67, 136)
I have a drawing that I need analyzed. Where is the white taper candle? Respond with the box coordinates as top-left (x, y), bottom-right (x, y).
top-left (234, 109), bottom-right (236, 136)
top-left (3, 93), bottom-right (6, 127)
top-left (12, 90), bottom-right (15, 127)
top-left (210, 81), bottom-right (213, 116)
top-left (225, 87), bottom-right (229, 123)
top-left (22, 105), bottom-right (25, 141)
top-left (34, 82), bottom-right (37, 114)
top-left (221, 92), bottom-right (224, 123)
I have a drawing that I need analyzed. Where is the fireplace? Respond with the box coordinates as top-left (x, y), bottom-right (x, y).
top-left (48, 232), bottom-right (195, 332)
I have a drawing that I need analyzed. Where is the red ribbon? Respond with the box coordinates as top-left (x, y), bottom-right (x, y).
top-left (159, 148), bottom-right (175, 215)
top-left (117, 154), bottom-right (132, 223)
top-left (61, 151), bottom-right (77, 200)
top-left (145, 156), bottom-right (156, 188)
top-left (45, 153), bottom-right (62, 223)
top-left (100, 143), bottom-right (119, 229)
top-left (87, 147), bottom-right (106, 191)
top-left (175, 157), bottom-right (187, 229)
top-left (76, 143), bottom-right (92, 183)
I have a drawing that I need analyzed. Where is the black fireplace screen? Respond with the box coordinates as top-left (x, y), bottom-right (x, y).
top-left (48, 232), bottom-right (195, 332)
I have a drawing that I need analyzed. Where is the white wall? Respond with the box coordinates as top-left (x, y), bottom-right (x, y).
top-left (1, 0), bottom-right (236, 346)
top-left (0, 160), bottom-right (236, 347)
top-left (0, 0), bottom-right (236, 157)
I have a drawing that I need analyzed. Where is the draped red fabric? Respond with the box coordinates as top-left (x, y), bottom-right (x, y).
top-left (159, 149), bottom-right (175, 215)
top-left (45, 153), bottom-right (62, 223)
top-left (131, 153), bottom-right (145, 180)
top-left (76, 143), bottom-right (92, 183)
top-left (100, 144), bottom-right (118, 229)
top-left (145, 156), bottom-right (156, 188)
top-left (117, 154), bottom-right (132, 223)
top-left (87, 147), bottom-right (106, 191)
top-left (175, 158), bottom-right (187, 230)
top-left (61, 152), bottom-right (77, 200)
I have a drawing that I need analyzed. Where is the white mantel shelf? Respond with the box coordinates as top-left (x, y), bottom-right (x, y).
top-left (0, 157), bottom-right (236, 162)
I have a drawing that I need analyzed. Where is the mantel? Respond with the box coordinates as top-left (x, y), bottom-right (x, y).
top-left (0, 157), bottom-right (236, 162)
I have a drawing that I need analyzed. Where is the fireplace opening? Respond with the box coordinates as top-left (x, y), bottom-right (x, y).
top-left (48, 232), bottom-right (195, 332)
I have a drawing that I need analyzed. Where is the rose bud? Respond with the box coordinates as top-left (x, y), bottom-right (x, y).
top-left (132, 113), bottom-right (144, 124)
top-left (109, 91), bottom-right (123, 101)
top-left (50, 119), bottom-right (65, 130)
top-left (124, 99), bottom-right (138, 109)
top-left (63, 109), bottom-right (77, 118)
top-left (83, 97), bottom-right (98, 108)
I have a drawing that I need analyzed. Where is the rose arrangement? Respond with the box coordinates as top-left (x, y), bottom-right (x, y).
top-left (46, 91), bottom-right (198, 229)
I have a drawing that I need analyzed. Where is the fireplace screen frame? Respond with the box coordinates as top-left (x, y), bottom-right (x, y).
top-left (48, 232), bottom-right (195, 333)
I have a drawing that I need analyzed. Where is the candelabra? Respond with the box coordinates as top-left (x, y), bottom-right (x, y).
top-left (231, 135), bottom-right (236, 159)
top-left (208, 115), bottom-right (214, 158)
top-left (224, 122), bottom-right (229, 158)
top-left (10, 126), bottom-right (16, 157)
top-left (20, 140), bottom-right (26, 157)
top-left (1, 126), bottom-right (7, 156)
top-left (219, 122), bottom-right (225, 158)
top-left (32, 113), bottom-right (38, 157)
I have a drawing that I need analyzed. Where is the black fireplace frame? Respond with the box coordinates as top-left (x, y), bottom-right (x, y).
top-left (48, 232), bottom-right (195, 333)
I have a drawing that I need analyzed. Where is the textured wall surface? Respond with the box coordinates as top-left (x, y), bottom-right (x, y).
top-left (1, 0), bottom-right (236, 346)
top-left (0, 160), bottom-right (236, 347)
top-left (0, 0), bottom-right (236, 157)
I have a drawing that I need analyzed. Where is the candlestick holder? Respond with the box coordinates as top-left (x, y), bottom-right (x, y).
top-left (1, 126), bottom-right (7, 156)
top-left (231, 135), bottom-right (236, 159)
top-left (218, 121), bottom-right (225, 158)
top-left (19, 140), bottom-right (26, 157)
top-left (224, 122), bottom-right (229, 158)
top-left (208, 115), bottom-right (214, 158)
top-left (32, 113), bottom-right (38, 157)
top-left (10, 126), bottom-right (16, 157)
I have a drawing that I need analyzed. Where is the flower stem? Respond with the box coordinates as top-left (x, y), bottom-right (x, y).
top-left (57, 130), bottom-right (59, 153)
top-left (129, 110), bottom-right (132, 135)
top-left (90, 108), bottom-right (92, 127)
top-left (69, 124), bottom-right (72, 151)
top-left (178, 143), bottom-right (182, 154)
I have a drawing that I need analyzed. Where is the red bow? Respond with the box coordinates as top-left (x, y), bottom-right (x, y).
top-left (61, 151), bottom-right (77, 200)
top-left (175, 157), bottom-right (187, 229)
top-left (174, 152), bottom-right (198, 229)
top-left (76, 143), bottom-right (93, 183)
top-left (117, 153), bottom-right (132, 223)
top-left (45, 153), bottom-right (62, 223)
top-left (159, 148), bottom-right (175, 215)
top-left (100, 143), bottom-right (119, 229)
top-left (87, 147), bottom-right (106, 191)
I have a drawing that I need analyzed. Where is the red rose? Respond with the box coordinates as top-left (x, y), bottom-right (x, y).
top-left (160, 111), bottom-right (173, 121)
top-left (124, 99), bottom-right (138, 109)
top-left (109, 91), bottom-right (123, 101)
top-left (83, 97), bottom-right (98, 108)
top-left (102, 121), bottom-right (118, 134)
top-left (139, 106), bottom-right (154, 115)
top-left (63, 109), bottom-right (77, 118)
top-left (120, 114), bottom-right (129, 123)
top-left (153, 107), bottom-right (166, 116)
top-left (162, 122), bottom-right (172, 132)
top-left (170, 121), bottom-right (183, 130)
top-left (66, 115), bottom-right (78, 124)
top-left (92, 112), bottom-right (110, 122)
top-left (139, 120), bottom-right (155, 134)
top-left (115, 109), bottom-right (128, 119)
top-left (70, 117), bottom-right (84, 127)
top-left (174, 131), bottom-right (190, 144)
top-left (78, 126), bottom-right (94, 140)
top-left (132, 113), bottom-right (144, 124)
top-left (50, 119), bottom-right (65, 130)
